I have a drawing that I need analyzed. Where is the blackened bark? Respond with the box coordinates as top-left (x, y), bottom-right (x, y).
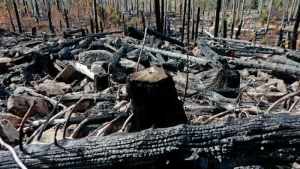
top-left (64, 9), bottom-right (70, 28)
top-left (126, 65), bottom-right (187, 132)
top-left (13, 0), bottom-right (22, 33)
top-left (155, 0), bottom-right (163, 33)
top-left (181, 0), bottom-right (187, 42)
top-left (291, 1), bottom-right (300, 50)
top-left (93, 0), bottom-right (99, 33)
top-left (2, 114), bottom-right (300, 168)
top-left (214, 0), bottom-right (222, 37)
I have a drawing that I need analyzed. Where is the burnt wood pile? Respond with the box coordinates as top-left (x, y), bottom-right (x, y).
top-left (0, 26), bottom-right (300, 169)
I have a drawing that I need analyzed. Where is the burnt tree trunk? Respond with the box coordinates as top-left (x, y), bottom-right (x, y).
top-left (181, 0), bottom-right (187, 42)
top-left (64, 9), bottom-right (70, 28)
top-left (22, 0), bottom-right (27, 14)
top-left (35, 0), bottom-right (40, 17)
top-left (291, 1), bottom-right (300, 50)
top-left (214, 0), bottom-right (222, 37)
top-left (154, 0), bottom-right (163, 33)
top-left (187, 0), bottom-right (191, 43)
top-left (126, 66), bottom-right (188, 132)
top-left (230, 0), bottom-right (236, 39)
top-left (161, 0), bottom-right (164, 33)
top-left (93, 0), bottom-right (99, 33)
top-left (6, 0), bottom-right (16, 32)
top-left (90, 18), bottom-right (94, 34)
top-left (223, 19), bottom-right (227, 38)
top-left (194, 6), bottom-right (200, 40)
top-left (13, 0), bottom-right (22, 34)
top-left (265, 0), bottom-right (274, 33)
top-left (48, 3), bottom-right (54, 33)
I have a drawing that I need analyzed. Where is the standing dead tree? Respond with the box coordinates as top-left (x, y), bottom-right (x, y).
top-left (230, 0), bottom-right (236, 39)
top-left (291, 1), bottom-right (300, 50)
top-left (12, 0), bottom-right (22, 34)
top-left (214, 0), bottom-right (222, 37)
top-left (93, 0), bottom-right (99, 33)
top-left (154, 0), bottom-right (163, 33)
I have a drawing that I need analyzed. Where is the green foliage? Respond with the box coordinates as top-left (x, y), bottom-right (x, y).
top-left (274, 0), bottom-right (283, 7)
top-left (127, 18), bottom-right (135, 27)
top-left (259, 13), bottom-right (268, 23)
top-left (225, 12), bottom-right (230, 18)
top-left (251, 0), bottom-right (259, 9)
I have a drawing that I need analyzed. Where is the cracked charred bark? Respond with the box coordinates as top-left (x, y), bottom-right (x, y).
top-left (1, 114), bottom-right (300, 168)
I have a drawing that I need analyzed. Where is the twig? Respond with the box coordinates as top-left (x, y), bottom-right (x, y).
top-left (69, 113), bottom-right (94, 139)
top-left (62, 97), bottom-right (86, 138)
top-left (37, 91), bottom-right (67, 141)
top-left (201, 109), bottom-right (234, 125)
top-left (266, 90), bottom-right (300, 114)
top-left (19, 100), bottom-right (38, 151)
top-left (25, 105), bottom-right (75, 145)
top-left (136, 27), bottom-right (148, 72)
top-left (0, 136), bottom-right (27, 169)
top-left (119, 101), bottom-right (132, 132)
top-left (95, 109), bottom-right (129, 137)
top-left (119, 113), bottom-right (134, 132)
top-left (288, 97), bottom-right (299, 112)
top-left (54, 123), bottom-right (63, 146)
top-left (236, 79), bottom-right (253, 106)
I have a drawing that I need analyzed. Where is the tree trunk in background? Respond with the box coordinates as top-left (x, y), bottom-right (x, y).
top-left (13, 0), bottom-right (22, 33)
top-left (221, 0), bottom-right (226, 31)
top-left (230, 0), bottom-right (236, 38)
top-left (195, 6), bottom-right (200, 40)
top-left (35, 0), bottom-right (40, 17)
top-left (236, 0), bottom-right (245, 39)
top-left (191, 0), bottom-right (195, 40)
top-left (22, 0), bottom-right (27, 14)
top-left (236, 0), bottom-right (241, 22)
top-left (64, 9), bottom-right (70, 28)
top-left (93, 0), bottom-right (99, 32)
top-left (223, 19), bottom-right (227, 38)
top-left (155, 0), bottom-right (163, 33)
top-left (265, 0), bottom-right (274, 33)
top-left (214, 0), bottom-right (222, 37)
top-left (161, 0), bottom-right (164, 34)
top-left (260, 0), bottom-right (263, 16)
top-left (164, 0), bottom-right (167, 34)
top-left (291, 1), bottom-right (300, 50)
top-left (30, 0), bottom-right (34, 13)
top-left (281, 0), bottom-right (289, 27)
top-left (187, 0), bottom-right (191, 43)
top-left (48, 2), bottom-right (54, 33)
top-left (288, 0), bottom-right (296, 24)
top-left (6, 0), bottom-right (16, 32)
top-left (181, 0), bottom-right (187, 42)
top-left (90, 18), bottom-right (94, 34)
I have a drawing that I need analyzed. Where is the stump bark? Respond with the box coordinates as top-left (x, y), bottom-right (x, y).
top-left (126, 65), bottom-right (188, 132)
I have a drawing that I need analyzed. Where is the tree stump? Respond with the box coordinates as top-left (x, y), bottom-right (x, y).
top-left (206, 69), bottom-right (240, 98)
top-left (126, 65), bottom-right (187, 132)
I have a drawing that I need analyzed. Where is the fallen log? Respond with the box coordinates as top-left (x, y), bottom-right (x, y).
top-left (132, 45), bottom-right (210, 66)
top-left (196, 40), bottom-right (300, 76)
top-left (127, 26), bottom-right (185, 47)
top-left (1, 114), bottom-right (300, 168)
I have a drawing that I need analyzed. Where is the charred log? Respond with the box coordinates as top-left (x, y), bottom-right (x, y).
top-left (1, 114), bottom-right (300, 168)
